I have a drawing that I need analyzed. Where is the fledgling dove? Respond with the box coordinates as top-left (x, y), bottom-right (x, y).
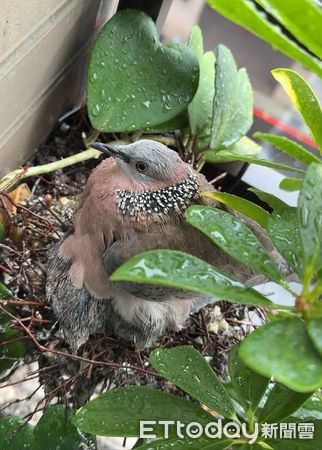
top-left (47, 140), bottom-right (257, 350)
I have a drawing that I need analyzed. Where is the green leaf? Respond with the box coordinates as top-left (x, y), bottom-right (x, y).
top-left (267, 440), bottom-right (316, 450)
top-left (0, 326), bottom-right (26, 372)
top-left (210, 44), bottom-right (253, 149)
top-left (267, 208), bottom-right (303, 278)
top-left (207, 0), bottom-right (322, 78)
top-left (204, 151), bottom-right (306, 174)
top-left (307, 319), bottom-right (322, 358)
top-left (188, 27), bottom-right (215, 144)
top-left (201, 191), bottom-right (270, 228)
top-left (298, 163), bottom-right (322, 275)
top-left (259, 383), bottom-right (313, 423)
top-left (234, 445), bottom-right (267, 450)
top-left (293, 393), bottom-right (322, 420)
top-left (207, 135), bottom-right (260, 159)
top-left (228, 344), bottom-right (269, 412)
top-left (279, 177), bottom-right (303, 192)
top-left (144, 110), bottom-right (188, 133)
top-left (87, 10), bottom-right (199, 132)
top-left (0, 282), bottom-right (13, 299)
top-left (272, 69), bottom-right (322, 152)
top-left (74, 386), bottom-right (212, 437)
top-left (248, 188), bottom-right (288, 211)
top-left (0, 417), bottom-right (34, 450)
top-left (0, 223), bottom-right (5, 243)
top-left (150, 346), bottom-right (236, 419)
top-left (187, 25), bottom-right (203, 58)
top-left (255, 0), bottom-right (322, 59)
top-left (33, 405), bottom-right (85, 450)
top-left (239, 318), bottom-right (322, 393)
top-left (254, 132), bottom-right (320, 165)
top-left (136, 436), bottom-right (231, 450)
top-left (186, 206), bottom-right (283, 283)
top-left (111, 249), bottom-right (272, 307)
top-left (201, 441), bottom-right (235, 450)
top-left (268, 419), bottom-right (322, 449)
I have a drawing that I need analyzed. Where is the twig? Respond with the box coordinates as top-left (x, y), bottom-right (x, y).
top-left (0, 374), bottom-right (40, 389)
top-left (0, 305), bottom-right (160, 379)
top-left (0, 190), bottom-right (59, 237)
top-left (0, 385), bottom-right (42, 413)
top-left (37, 199), bottom-right (69, 227)
top-left (209, 172), bottom-right (227, 186)
top-left (0, 299), bottom-right (48, 307)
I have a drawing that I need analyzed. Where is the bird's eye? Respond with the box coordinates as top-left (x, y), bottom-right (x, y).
top-left (136, 161), bottom-right (148, 172)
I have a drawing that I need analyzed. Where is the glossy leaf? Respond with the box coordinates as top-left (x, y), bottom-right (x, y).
top-left (186, 206), bottom-right (282, 283)
top-left (279, 177), bottom-right (303, 192)
top-left (0, 417), bottom-right (34, 450)
top-left (33, 405), bottom-right (85, 450)
top-left (272, 69), bottom-right (322, 152)
top-left (307, 319), bottom-right (322, 358)
top-left (240, 318), bottom-right (322, 393)
top-left (150, 346), bottom-right (236, 419)
top-left (87, 10), bottom-right (199, 132)
top-left (268, 419), bottom-right (322, 449)
top-left (298, 163), bottom-right (322, 274)
top-left (210, 44), bottom-right (253, 149)
top-left (204, 150), bottom-right (306, 174)
top-left (0, 305), bottom-right (26, 372)
top-left (254, 132), bottom-right (320, 165)
top-left (259, 383), bottom-right (313, 423)
top-left (201, 192), bottom-right (269, 228)
top-left (248, 188), bottom-right (288, 211)
top-left (293, 394), bottom-right (322, 420)
top-left (255, 0), bottom-right (322, 59)
top-left (228, 344), bottom-right (269, 412)
top-left (207, 0), bottom-right (322, 78)
top-left (74, 386), bottom-right (212, 436)
top-left (144, 110), bottom-right (188, 133)
top-left (234, 445), bottom-right (266, 450)
top-left (267, 208), bottom-right (303, 278)
top-left (136, 436), bottom-right (230, 450)
top-left (207, 135), bottom-right (260, 158)
top-left (0, 326), bottom-right (26, 372)
top-left (188, 26), bottom-right (215, 143)
top-left (0, 282), bottom-right (13, 299)
top-left (0, 223), bottom-right (5, 242)
top-left (111, 249), bottom-right (272, 307)
top-left (201, 441), bottom-right (235, 450)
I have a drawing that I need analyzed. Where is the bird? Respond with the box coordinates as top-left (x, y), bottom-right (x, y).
top-left (46, 139), bottom-right (259, 350)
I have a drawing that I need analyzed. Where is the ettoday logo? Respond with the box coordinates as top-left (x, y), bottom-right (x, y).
top-left (139, 420), bottom-right (315, 443)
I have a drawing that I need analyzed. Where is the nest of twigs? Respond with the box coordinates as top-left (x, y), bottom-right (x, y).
top-left (0, 110), bottom-right (266, 421)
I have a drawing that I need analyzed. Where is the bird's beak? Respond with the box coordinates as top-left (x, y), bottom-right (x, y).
top-left (91, 142), bottom-right (131, 163)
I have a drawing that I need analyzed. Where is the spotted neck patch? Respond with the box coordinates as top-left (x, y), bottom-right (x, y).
top-left (116, 175), bottom-right (199, 216)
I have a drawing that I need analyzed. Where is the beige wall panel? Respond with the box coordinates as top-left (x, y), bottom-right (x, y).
top-left (0, 0), bottom-right (67, 60)
top-left (0, 0), bottom-right (118, 177)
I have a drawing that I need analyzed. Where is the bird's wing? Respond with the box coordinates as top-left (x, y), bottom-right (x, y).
top-left (57, 190), bottom-right (115, 299)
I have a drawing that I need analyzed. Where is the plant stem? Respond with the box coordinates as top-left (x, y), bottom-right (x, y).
top-left (196, 158), bottom-right (206, 172)
top-left (0, 141), bottom-right (128, 192)
top-left (143, 134), bottom-right (175, 146)
top-left (0, 134), bottom-right (176, 192)
top-left (83, 129), bottom-right (100, 147)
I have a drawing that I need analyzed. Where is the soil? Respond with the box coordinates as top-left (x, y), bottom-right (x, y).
top-left (0, 109), bottom-right (265, 442)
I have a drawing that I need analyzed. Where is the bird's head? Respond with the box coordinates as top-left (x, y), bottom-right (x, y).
top-left (87, 139), bottom-right (200, 219)
top-left (92, 139), bottom-right (191, 186)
